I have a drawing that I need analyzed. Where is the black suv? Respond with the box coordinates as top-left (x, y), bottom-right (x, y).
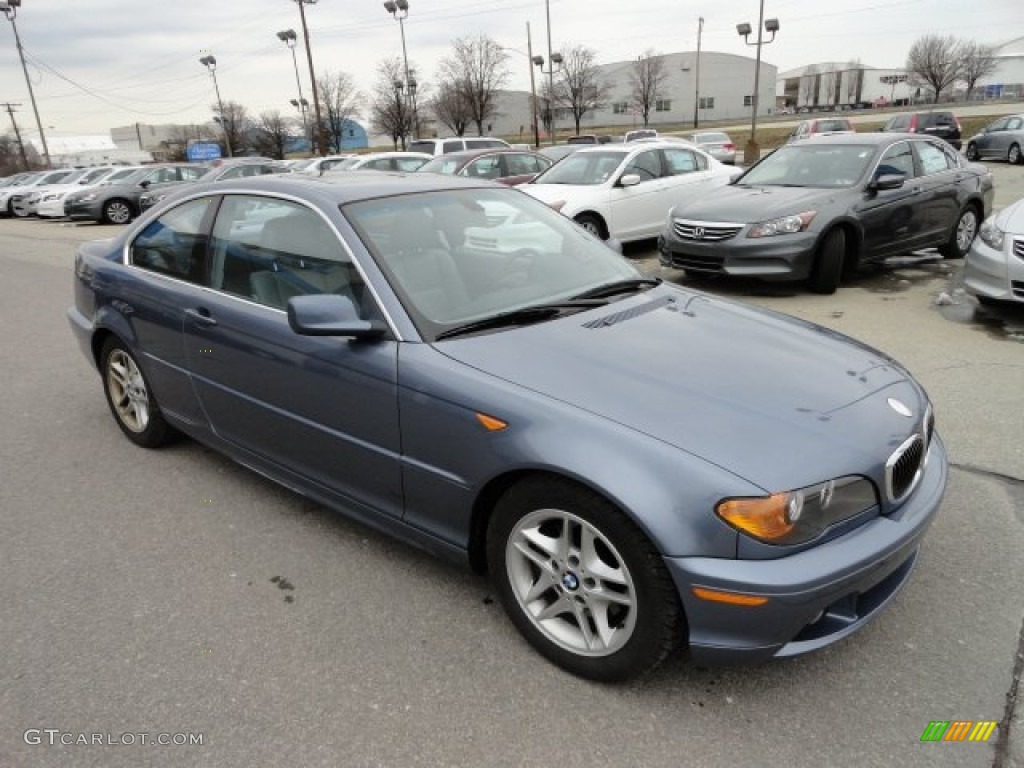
top-left (881, 111), bottom-right (962, 150)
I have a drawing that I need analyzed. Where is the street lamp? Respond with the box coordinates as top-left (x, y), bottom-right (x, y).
top-left (501, 26), bottom-right (541, 148)
top-left (737, 1), bottom-right (779, 164)
top-left (290, 0), bottom-right (326, 156)
top-left (2, 0), bottom-right (51, 168)
top-left (532, 51), bottom-right (563, 145)
top-left (383, 0), bottom-right (418, 139)
top-left (277, 29), bottom-right (309, 143)
top-left (199, 55), bottom-right (233, 157)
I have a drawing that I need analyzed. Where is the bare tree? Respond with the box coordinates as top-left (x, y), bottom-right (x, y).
top-left (250, 111), bottom-right (293, 159)
top-left (959, 40), bottom-right (998, 101)
top-left (905, 34), bottom-right (961, 103)
top-left (429, 82), bottom-right (471, 136)
top-left (556, 45), bottom-right (611, 135)
top-left (799, 64), bottom-right (819, 106)
top-left (628, 50), bottom-right (669, 127)
top-left (212, 100), bottom-right (250, 155)
top-left (317, 71), bottom-right (362, 154)
top-left (844, 59), bottom-right (862, 105)
top-left (537, 81), bottom-right (556, 138)
top-left (369, 58), bottom-right (413, 149)
top-left (439, 34), bottom-right (509, 136)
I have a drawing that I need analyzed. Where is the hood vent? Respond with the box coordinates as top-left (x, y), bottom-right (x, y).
top-left (582, 295), bottom-right (676, 329)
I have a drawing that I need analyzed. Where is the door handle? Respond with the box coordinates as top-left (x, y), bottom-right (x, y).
top-left (185, 307), bottom-right (218, 327)
top-left (911, 186), bottom-right (923, 193)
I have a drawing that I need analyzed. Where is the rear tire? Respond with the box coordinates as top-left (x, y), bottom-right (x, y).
top-left (808, 228), bottom-right (845, 294)
top-left (100, 338), bottom-right (173, 448)
top-left (102, 199), bottom-right (133, 225)
top-left (1009, 143), bottom-right (1022, 166)
top-left (939, 206), bottom-right (979, 259)
top-left (965, 143), bottom-right (979, 161)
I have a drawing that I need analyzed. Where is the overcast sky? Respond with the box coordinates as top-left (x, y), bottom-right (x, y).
top-left (1, 0), bottom-right (1020, 137)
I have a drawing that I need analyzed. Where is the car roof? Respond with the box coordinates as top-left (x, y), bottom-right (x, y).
top-left (430, 147), bottom-right (542, 161)
top-left (789, 133), bottom-right (925, 147)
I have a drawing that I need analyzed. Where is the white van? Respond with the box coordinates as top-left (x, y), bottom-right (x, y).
top-left (408, 136), bottom-right (511, 156)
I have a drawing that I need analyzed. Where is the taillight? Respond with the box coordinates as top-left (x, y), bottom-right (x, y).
top-left (723, 143), bottom-right (735, 150)
top-left (956, 118), bottom-right (962, 133)
top-left (908, 114), bottom-right (918, 132)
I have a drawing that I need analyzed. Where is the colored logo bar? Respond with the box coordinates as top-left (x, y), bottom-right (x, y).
top-left (920, 721), bottom-right (998, 742)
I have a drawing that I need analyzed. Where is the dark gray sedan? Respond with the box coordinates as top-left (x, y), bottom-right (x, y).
top-left (965, 113), bottom-right (1024, 165)
top-left (659, 134), bottom-right (993, 293)
top-left (68, 172), bottom-right (946, 681)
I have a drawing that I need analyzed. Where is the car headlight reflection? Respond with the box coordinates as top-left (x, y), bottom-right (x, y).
top-left (978, 217), bottom-right (1005, 250)
top-left (746, 211), bottom-right (816, 238)
top-left (716, 475), bottom-right (878, 545)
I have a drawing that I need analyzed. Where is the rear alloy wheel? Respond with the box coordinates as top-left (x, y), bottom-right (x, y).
top-left (102, 199), bottom-right (133, 225)
top-left (939, 207), bottom-right (979, 259)
top-left (808, 228), bottom-right (845, 294)
top-left (574, 213), bottom-right (607, 240)
top-left (487, 477), bottom-right (683, 682)
top-left (965, 143), bottom-right (980, 161)
top-left (101, 338), bottom-right (172, 448)
top-left (1009, 143), bottom-right (1022, 166)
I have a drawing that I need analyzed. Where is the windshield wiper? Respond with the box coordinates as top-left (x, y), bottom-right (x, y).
top-left (435, 299), bottom-right (606, 341)
top-left (570, 277), bottom-right (661, 300)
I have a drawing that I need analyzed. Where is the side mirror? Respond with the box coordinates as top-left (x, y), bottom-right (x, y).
top-left (871, 173), bottom-right (906, 192)
top-left (287, 294), bottom-right (386, 339)
top-left (139, 180), bottom-right (151, 189)
top-left (619, 173), bottom-right (642, 187)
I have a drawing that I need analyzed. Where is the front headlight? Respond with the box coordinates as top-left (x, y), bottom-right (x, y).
top-left (978, 217), bottom-right (1005, 250)
top-left (78, 192), bottom-right (100, 202)
top-left (746, 211), bottom-right (816, 238)
top-left (716, 475), bottom-right (878, 546)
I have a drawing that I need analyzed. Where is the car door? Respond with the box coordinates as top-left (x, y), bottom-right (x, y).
top-left (911, 139), bottom-right (962, 245)
top-left (977, 118), bottom-right (1007, 156)
top-left (122, 196), bottom-right (217, 426)
top-left (607, 148), bottom-right (669, 239)
top-left (182, 193), bottom-right (404, 518)
top-left (856, 140), bottom-right (930, 257)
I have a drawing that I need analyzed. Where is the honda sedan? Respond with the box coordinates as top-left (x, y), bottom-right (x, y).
top-left (69, 173), bottom-right (946, 681)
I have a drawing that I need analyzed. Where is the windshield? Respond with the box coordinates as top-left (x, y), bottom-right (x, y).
top-left (738, 144), bottom-right (876, 188)
top-left (418, 157), bottom-right (462, 175)
top-left (342, 187), bottom-right (639, 341)
top-left (332, 157), bottom-right (365, 171)
top-left (80, 168), bottom-right (114, 184)
top-left (694, 133), bottom-right (729, 144)
top-left (531, 151), bottom-right (627, 186)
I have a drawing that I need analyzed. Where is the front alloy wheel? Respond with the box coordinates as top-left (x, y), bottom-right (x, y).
top-left (101, 338), bottom-right (172, 448)
top-left (939, 207), bottom-right (978, 259)
top-left (102, 199), bottom-right (132, 224)
top-left (488, 477), bottom-right (683, 682)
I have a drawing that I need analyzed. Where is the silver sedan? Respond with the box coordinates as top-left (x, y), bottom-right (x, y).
top-left (689, 131), bottom-right (737, 165)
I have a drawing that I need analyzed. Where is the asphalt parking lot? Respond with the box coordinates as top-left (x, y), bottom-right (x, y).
top-left (1, 163), bottom-right (1022, 768)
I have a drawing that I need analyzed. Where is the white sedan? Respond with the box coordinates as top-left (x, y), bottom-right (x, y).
top-left (964, 196), bottom-right (1024, 306)
top-left (520, 140), bottom-right (740, 242)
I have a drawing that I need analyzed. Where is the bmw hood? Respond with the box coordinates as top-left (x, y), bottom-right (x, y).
top-left (672, 184), bottom-right (838, 223)
top-left (437, 286), bottom-right (927, 492)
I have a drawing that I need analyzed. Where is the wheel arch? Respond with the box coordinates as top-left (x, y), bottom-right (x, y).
top-left (818, 219), bottom-right (862, 272)
top-left (572, 210), bottom-right (609, 239)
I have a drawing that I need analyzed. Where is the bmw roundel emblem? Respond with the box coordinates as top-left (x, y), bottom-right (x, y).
top-left (887, 398), bottom-right (913, 418)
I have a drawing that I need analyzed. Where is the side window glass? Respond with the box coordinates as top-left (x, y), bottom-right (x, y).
top-left (181, 166), bottom-right (206, 181)
top-left (467, 156), bottom-right (502, 179)
top-left (1007, 118), bottom-right (1022, 131)
top-left (876, 142), bottom-right (916, 179)
top-left (915, 142), bottom-right (952, 175)
top-left (130, 197), bottom-right (212, 282)
top-left (663, 148), bottom-right (698, 175)
top-left (443, 140), bottom-right (463, 154)
top-left (208, 196), bottom-right (363, 312)
top-left (623, 150), bottom-right (661, 182)
top-left (395, 157), bottom-right (427, 172)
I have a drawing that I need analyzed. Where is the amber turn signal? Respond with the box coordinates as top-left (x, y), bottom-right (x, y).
top-left (692, 587), bottom-right (769, 606)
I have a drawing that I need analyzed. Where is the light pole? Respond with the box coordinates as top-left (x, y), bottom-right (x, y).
top-left (383, 0), bottom-right (418, 140)
top-left (290, 0), bottom-right (326, 156)
top-left (200, 55), bottom-right (233, 157)
top-left (499, 33), bottom-right (541, 148)
top-left (290, 97), bottom-right (310, 148)
top-left (532, 51), bottom-right (563, 145)
top-left (737, 2), bottom-right (779, 164)
top-left (392, 78), bottom-right (408, 149)
top-left (277, 29), bottom-right (309, 143)
top-left (693, 16), bottom-right (704, 129)
top-left (2, 0), bottom-right (51, 168)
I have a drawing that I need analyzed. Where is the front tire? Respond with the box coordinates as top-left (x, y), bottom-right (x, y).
top-left (102, 199), bottom-right (133, 225)
top-left (486, 477), bottom-right (683, 682)
top-left (1009, 143), bottom-right (1022, 166)
top-left (965, 143), bottom-right (980, 161)
top-left (939, 206), bottom-right (979, 259)
top-left (574, 213), bottom-right (607, 240)
top-left (101, 338), bottom-right (172, 448)
top-left (808, 228), bottom-right (845, 294)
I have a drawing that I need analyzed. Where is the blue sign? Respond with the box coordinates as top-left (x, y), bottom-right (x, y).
top-left (187, 142), bottom-right (222, 162)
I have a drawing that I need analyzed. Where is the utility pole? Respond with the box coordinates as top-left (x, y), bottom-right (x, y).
top-left (527, 22), bottom-right (540, 149)
top-left (2, 0), bottom-right (51, 168)
top-left (693, 16), bottom-right (703, 129)
top-left (2, 101), bottom-right (30, 170)
top-left (293, 0), bottom-right (326, 156)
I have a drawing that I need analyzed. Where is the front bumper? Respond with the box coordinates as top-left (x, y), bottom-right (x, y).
top-left (659, 227), bottom-right (820, 281)
top-left (964, 237), bottom-right (1024, 304)
top-left (666, 435), bottom-right (947, 664)
top-left (37, 199), bottom-right (66, 218)
top-left (64, 198), bottom-right (104, 221)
